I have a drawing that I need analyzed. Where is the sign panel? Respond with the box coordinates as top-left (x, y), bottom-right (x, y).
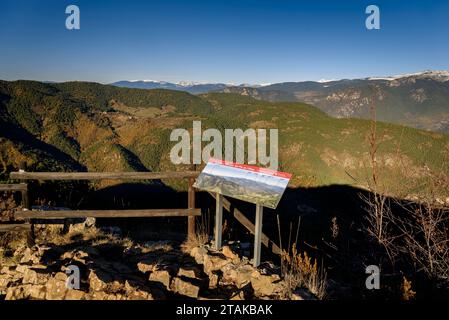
top-left (193, 158), bottom-right (292, 209)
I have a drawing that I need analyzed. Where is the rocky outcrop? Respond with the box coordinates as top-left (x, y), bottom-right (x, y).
top-left (0, 238), bottom-right (316, 300)
top-left (186, 245), bottom-right (315, 299)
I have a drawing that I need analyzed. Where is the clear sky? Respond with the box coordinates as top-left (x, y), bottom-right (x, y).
top-left (1, 0), bottom-right (448, 84)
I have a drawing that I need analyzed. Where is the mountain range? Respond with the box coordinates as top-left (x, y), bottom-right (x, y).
top-left (111, 80), bottom-right (229, 94)
top-left (112, 71), bottom-right (449, 132)
top-left (111, 80), bottom-right (264, 94)
top-left (1, 79), bottom-right (448, 198)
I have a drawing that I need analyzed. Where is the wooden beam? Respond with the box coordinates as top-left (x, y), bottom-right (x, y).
top-left (253, 204), bottom-right (263, 267)
top-left (214, 193), bottom-right (223, 250)
top-left (0, 223), bottom-right (31, 233)
top-left (14, 208), bottom-right (201, 219)
top-left (0, 184), bottom-right (27, 192)
top-left (208, 192), bottom-right (281, 255)
top-left (10, 171), bottom-right (199, 181)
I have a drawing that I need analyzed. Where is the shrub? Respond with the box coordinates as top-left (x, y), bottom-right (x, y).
top-left (280, 244), bottom-right (327, 299)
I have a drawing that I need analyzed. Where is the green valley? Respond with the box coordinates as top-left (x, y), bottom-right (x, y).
top-left (1, 80), bottom-right (448, 198)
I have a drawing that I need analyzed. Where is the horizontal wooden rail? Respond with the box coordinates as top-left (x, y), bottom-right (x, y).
top-left (0, 223), bottom-right (31, 232)
top-left (208, 192), bottom-right (281, 255)
top-left (9, 169), bottom-right (200, 239)
top-left (10, 171), bottom-right (199, 181)
top-left (15, 208), bottom-right (201, 219)
top-left (0, 184), bottom-right (27, 191)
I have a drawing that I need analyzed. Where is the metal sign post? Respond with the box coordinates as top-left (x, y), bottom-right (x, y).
top-left (253, 204), bottom-right (263, 267)
top-left (215, 192), bottom-right (223, 250)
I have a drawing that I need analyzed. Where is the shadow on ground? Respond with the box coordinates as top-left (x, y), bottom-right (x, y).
top-left (13, 180), bottom-right (449, 299)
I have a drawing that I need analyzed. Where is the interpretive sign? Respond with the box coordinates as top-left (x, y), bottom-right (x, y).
top-left (194, 158), bottom-right (292, 266)
top-left (193, 158), bottom-right (291, 209)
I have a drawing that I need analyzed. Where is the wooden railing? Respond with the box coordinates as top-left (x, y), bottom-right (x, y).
top-left (10, 171), bottom-right (199, 180)
top-left (8, 170), bottom-right (200, 239)
top-left (3, 169), bottom-right (281, 259)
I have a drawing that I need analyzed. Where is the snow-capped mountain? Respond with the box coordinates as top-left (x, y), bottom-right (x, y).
top-left (110, 80), bottom-right (272, 93)
top-left (219, 70), bottom-right (449, 133)
top-left (366, 70), bottom-right (449, 82)
top-left (113, 71), bottom-right (449, 94)
top-left (111, 80), bottom-right (231, 94)
top-left (110, 71), bottom-right (449, 132)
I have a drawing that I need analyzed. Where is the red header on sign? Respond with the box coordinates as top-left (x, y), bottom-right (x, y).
top-left (208, 158), bottom-right (292, 179)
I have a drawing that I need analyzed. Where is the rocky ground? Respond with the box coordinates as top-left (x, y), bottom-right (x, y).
top-left (0, 223), bottom-right (315, 300)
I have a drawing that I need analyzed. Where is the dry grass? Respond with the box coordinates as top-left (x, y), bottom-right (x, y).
top-left (181, 230), bottom-right (209, 254)
top-left (401, 276), bottom-right (416, 300)
top-left (34, 223), bottom-right (134, 249)
top-left (0, 193), bottom-right (19, 222)
top-left (276, 215), bottom-right (327, 299)
top-left (140, 241), bottom-right (173, 253)
top-left (181, 215), bottom-right (210, 253)
top-left (35, 224), bottom-right (89, 245)
top-left (90, 232), bottom-right (134, 248)
top-left (280, 244), bottom-right (327, 299)
top-left (0, 231), bottom-right (28, 251)
top-left (0, 230), bottom-right (29, 263)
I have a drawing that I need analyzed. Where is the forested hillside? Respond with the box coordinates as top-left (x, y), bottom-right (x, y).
top-left (1, 80), bottom-right (448, 197)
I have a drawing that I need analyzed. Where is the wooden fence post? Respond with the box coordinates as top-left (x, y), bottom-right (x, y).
top-left (19, 162), bottom-right (29, 209)
top-left (19, 161), bottom-right (33, 241)
top-left (187, 177), bottom-right (196, 239)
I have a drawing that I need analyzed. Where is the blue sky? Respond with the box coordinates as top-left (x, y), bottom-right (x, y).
top-left (1, 0), bottom-right (448, 84)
